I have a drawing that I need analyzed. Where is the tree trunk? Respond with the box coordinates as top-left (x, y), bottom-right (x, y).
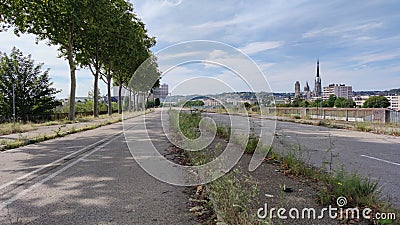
top-left (142, 93), bottom-right (146, 111)
top-left (135, 93), bottom-right (139, 111)
top-left (133, 92), bottom-right (136, 111)
top-left (67, 29), bottom-right (76, 121)
top-left (93, 70), bottom-right (99, 117)
top-left (118, 81), bottom-right (122, 114)
top-left (107, 73), bottom-right (112, 116)
top-left (68, 66), bottom-right (76, 121)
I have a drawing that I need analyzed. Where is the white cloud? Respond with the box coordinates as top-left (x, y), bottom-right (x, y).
top-left (240, 41), bottom-right (284, 55)
top-left (351, 51), bottom-right (400, 65)
top-left (303, 22), bottom-right (383, 38)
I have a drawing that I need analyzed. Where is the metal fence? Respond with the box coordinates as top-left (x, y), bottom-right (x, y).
top-left (266, 107), bottom-right (400, 124)
top-left (388, 110), bottom-right (400, 124)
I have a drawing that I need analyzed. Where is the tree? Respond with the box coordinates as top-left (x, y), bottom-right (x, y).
top-left (334, 97), bottom-right (355, 108)
top-left (130, 54), bottom-right (161, 111)
top-left (0, 48), bottom-right (60, 120)
top-left (309, 98), bottom-right (323, 107)
top-left (183, 100), bottom-right (205, 107)
top-left (290, 96), bottom-right (304, 107)
top-left (243, 102), bottom-right (251, 109)
top-left (77, 0), bottom-right (131, 117)
top-left (0, 0), bottom-right (89, 120)
top-left (154, 98), bottom-right (161, 107)
top-left (363, 96), bottom-right (390, 108)
top-left (322, 94), bottom-right (336, 107)
top-left (107, 7), bottom-right (155, 113)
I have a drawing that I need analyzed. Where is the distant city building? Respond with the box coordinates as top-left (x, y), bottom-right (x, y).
top-left (153, 83), bottom-right (169, 99)
top-left (386, 95), bottom-right (399, 111)
top-left (203, 98), bottom-right (219, 107)
top-left (352, 95), bottom-right (370, 107)
top-left (323, 84), bottom-right (353, 100)
top-left (293, 60), bottom-right (322, 100)
top-left (314, 60), bottom-right (322, 97)
top-left (294, 81), bottom-right (301, 98)
top-left (304, 82), bottom-right (311, 99)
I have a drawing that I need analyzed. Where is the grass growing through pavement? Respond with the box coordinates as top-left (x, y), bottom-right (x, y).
top-left (269, 144), bottom-right (398, 224)
top-left (208, 169), bottom-right (262, 225)
top-left (171, 110), bottom-right (398, 224)
top-left (169, 110), bottom-right (265, 224)
top-left (212, 122), bottom-right (397, 224)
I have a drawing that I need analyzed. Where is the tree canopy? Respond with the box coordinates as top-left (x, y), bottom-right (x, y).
top-left (0, 48), bottom-right (60, 120)
top-left (0, 0), bottom-right (155, 119)
top-left (334, 97), bottom-right (355, 108)
top-left (363, 96), bottom-right (390, 108)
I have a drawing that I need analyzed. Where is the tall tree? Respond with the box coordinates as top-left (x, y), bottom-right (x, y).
top-left (0, 0), bottom-right (88, 120)
top-left (108, 8), bottom-right (155, 113)
top-left (130, 55), bottom-right (161, 111)
top-left (0, 48), bottom-right (60, 120)
top-left (334, 97), bottom-right (355, 108)
top-left (363, 96), bottom-right (390, 108)
top-left (76, 0), bottom-right (120, 117)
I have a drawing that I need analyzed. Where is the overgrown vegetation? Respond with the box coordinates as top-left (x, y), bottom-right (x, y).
top-left (267, 142), bottom-right (397, 224)
top-left (170, 110), bottom-right (398, 224)
top-left (208, 170), bottom-right (261, 225)
top-left (169, 110), bottom-right (265, 224)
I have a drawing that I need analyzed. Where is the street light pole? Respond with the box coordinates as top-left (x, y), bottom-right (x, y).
top-left (12, 84), bottom-right (16, 125)
top-left (169, 93), bottom-right (172, 110)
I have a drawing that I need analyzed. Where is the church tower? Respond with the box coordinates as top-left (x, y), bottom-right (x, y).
top-left (314, 60), bottom-right (322, 97)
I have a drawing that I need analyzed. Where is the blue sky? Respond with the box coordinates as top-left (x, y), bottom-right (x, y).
top-left (1, 0), bottom-right (399, 97)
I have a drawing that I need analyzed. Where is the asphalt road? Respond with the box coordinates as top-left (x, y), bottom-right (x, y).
top-left (204, 113), bottom-right (400, 207)
top-left (0, 112), bottom-right (196, 225)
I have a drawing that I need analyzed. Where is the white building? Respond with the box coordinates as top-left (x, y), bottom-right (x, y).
top-left (203, 98), bottom-right (219, 107)
top-left (323, 84), bottom-right (353, 100)
top-left (352, 95), bottom-right (371, 107)
top-left (153, 83), bottom-right (169, 100)
top-left (386, 95), bottom-right (399, 111)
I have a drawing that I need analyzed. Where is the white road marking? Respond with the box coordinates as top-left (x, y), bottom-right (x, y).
top-left (0, 132), bottom-right (123, 210)
top-left (361, 155), bottom-right (400, 167)
top-left (0, 133), bottom-right (118, 191)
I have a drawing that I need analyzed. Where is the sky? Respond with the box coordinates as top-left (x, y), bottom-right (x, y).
top-left (1, 0), bottom-right (400, 97)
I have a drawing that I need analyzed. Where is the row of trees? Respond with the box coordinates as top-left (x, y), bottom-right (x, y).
top-left (0, 0), bottom-right (156, 120)
top-left (280, 95), bottom-right (390, 108)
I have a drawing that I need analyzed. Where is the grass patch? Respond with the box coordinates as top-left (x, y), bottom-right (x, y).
top-left (169, 110), bottom-right (268, 224)
top-left (0, 111), bottom-right (147, 151)
top-left (268, 145), bottom-right (398, 224)
top-left (0, 122), bottom-right (37, 135)
top-left (244, 133), bottom-right (259, 154)
top-left (317, 168), bottom-right (379, 207)
top-left (208, 169), bottom-right (263, 225)
top-left (216, 125), bottom-right (231, 140)
top-left (355, 122), bottom-right (373, 132)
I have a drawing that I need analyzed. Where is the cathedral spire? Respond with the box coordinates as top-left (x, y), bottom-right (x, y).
top-left (314, 59), bottom-right (322, 97)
